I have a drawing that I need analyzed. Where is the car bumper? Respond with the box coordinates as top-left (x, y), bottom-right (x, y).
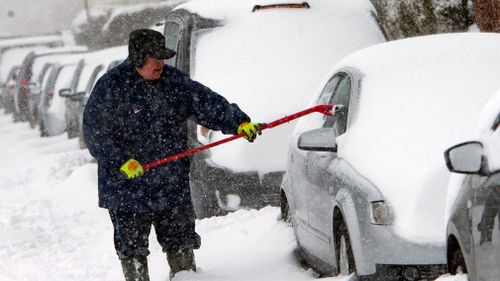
top-left (189, 153), bottom-right (283, 218)
top-left (359, 264), bottom-right (446, 281)
top-left (355, 223), bottom-right (446, 278)
top-left (371, 224), bottom-right (446, 265)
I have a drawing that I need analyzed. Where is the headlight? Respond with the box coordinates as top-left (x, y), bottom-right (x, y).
top-left (369, 201), bottom-right (393, 225)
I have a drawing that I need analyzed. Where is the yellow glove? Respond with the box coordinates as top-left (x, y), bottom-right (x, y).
top-left (238, 122), bottom-right (263, 142)
top-left (120, 159), bottom-right (144, 179)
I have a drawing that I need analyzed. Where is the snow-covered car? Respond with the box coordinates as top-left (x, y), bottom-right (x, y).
top-left (26, 52), bottom-right (78, 129)
top-left (77, 60), bottom-right (121, 149)
top-left (14, 46), bottom-right (87, 123)
top-left (443, 91), bottom-right (500, 281)
top-left (0, 46), bottom-right (49, 112)
top-left (38, 54), bottom-right (85, 137)
top-left (59, 45), bottom-right (127, 140)
top-left (163, 0), bottom-right (387, 218)
top-left (280, 33), bottom-right (500, 280)
top-left (27, 62), bottom-right (58, 129)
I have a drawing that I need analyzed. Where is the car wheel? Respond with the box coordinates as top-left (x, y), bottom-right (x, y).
top-left (67, 125), bottom-right (75, 139)
top-left (39, 120), bottom-right (48, 137)
top-left (79, 135), bottom-right (87, 149)
top-left (280, 191), bottom-right (291, 223)
top-left (12, 110), bottom-right (21, 122)
top-left (449, 246), bottom-right (467, 274)
top-left (335, 219), bottom-right (356, 276)
top-left (28, 104), bottom-right (38, 129)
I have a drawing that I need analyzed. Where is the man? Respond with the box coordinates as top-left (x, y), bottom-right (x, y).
top-left (83, 29), bottom-right (262, 281)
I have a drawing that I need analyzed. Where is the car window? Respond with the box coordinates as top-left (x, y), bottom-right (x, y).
top-left (54, 64), bottom-right (78, 93)
top-left (40, 65), bottom-right (53, 91)
top-left (164, 22), bottom-right (181, 67)
top-left (492, 112), bottom-right (500, 131)
top-left (84, 65), bottom-right (104, 94)
top-left (107, 60), bottom-right (122, 71)
top-left (35, 63), bottom-right (51, 84)
top-left (323, 73), bottom-right (352, 135)
top-left (317, 75), bottom-right (341, 105)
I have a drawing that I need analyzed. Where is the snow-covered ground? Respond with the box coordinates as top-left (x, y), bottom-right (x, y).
top-left (0, 109), bottom-right (466, 280)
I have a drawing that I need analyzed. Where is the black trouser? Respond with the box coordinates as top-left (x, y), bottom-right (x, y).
top-left (109, 206), bottom-right (201, 259)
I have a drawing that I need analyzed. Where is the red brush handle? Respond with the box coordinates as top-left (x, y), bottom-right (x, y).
top-left (143, 104), bottom-right (333, 170)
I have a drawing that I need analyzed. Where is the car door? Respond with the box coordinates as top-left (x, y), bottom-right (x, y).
top-left (308, 72), bottom-right (353, 262)
top-left (471, 171), bottom-right (500, 280)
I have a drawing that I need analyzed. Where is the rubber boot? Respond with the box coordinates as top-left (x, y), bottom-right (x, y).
top-left (121, 256), bottom-right (150, 281)
top-left (167, 247), bottom-right (196, 279)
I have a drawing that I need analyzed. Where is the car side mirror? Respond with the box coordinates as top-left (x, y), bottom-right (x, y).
top-left (68, 91), bottom-right (86, 102)
top-left (59, 88), bottom-right (74, 98)
top-left (298, 127), bottom-right (337, 152)
top-left (29, 82), bottom-right (41, 95)
top-left (444, 141), bottom-right (486, 175)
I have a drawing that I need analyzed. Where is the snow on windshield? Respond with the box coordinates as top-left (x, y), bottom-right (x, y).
top-left (180, 0), bottom-right (386, 173)
top-left (46, 64), bottom-right (78, 136)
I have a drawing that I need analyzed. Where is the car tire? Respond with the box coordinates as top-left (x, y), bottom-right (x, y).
top-left (335, 219), bottom-right (356, 277)
top-left (79, 135), bottom-right (87, 149)
top-left (67, 124), bottom-right (76, 139)
top-left (12, 110), bottom-right (21, 122)
top-left (280, 191), bottom-right (291, 223)
top-left (39, 119), bottom-right (48, 137)
top-left (28, 102), bottom-right (38, 129)
top-left (448, 246), bottom-right (467, 275)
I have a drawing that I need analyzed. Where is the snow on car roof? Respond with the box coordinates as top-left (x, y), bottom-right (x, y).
top-left (0, 34), bottom-right (62, 48)
top-left (32, 45), bottom-right (88, 57)
top-left (0, 46), bottom-right (50, 81)
top-left (75, 46), bottom-right (128, 92)
top-left (31, 52), bottom-right (85, 84)
top-left (101, 1), bottom-right (183, 32)
top-left (81, 45), bottom-right (127, 65)
top-left (178, 0), bottom-right (386, 173)
top-left (328, 33), bottom-right (500, 243)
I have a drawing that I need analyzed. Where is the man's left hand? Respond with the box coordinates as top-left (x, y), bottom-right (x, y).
top-left (238, 122), bottom-right (264, 142)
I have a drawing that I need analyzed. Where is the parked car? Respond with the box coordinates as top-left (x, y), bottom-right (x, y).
top-left (38, 55), bottom-right (83, 136)
top-left (27, 61), bottom-right (58, 129)
top-left (163, 0), bottom-right (387, 218)
top-left (13, 46), bottom-right (87, 123)
top-left (280, 33), bottom-right (500, 280)
top-left (0, 46), bottom-right (49, 111)
top-left (444, 91), bottom-right (500, 281)
top-left (59, 45), bottom-right (127, 140)
top-left (77, 60), bottom-right (124, 149)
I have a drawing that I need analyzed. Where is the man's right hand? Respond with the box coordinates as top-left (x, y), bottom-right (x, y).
top-left (120, 159), bottom-right (144, 179)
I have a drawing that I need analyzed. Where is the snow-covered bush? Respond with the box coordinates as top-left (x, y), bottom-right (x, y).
top-left (371, 0), bottom-right (473, 39)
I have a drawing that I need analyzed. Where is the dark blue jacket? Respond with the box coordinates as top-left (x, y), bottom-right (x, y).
top-left (83, 59), bottom-right (250, 213)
